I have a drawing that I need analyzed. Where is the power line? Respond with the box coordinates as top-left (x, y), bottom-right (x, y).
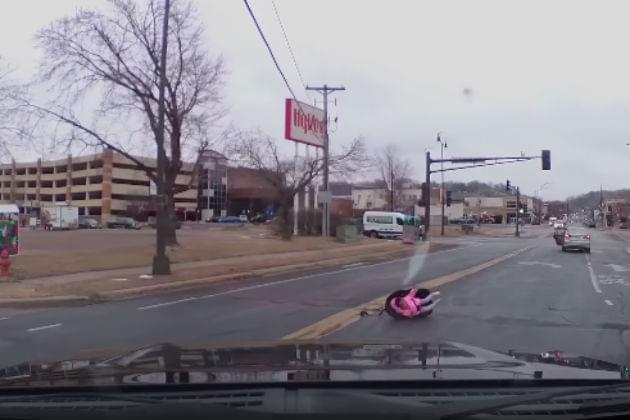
top-left (271, 0), bottom-right (310, 100)
top-left (243, 0), bottom-right (301, 104)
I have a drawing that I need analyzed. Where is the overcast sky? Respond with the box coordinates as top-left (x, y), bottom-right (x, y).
top-left (3, 0), bottom-right (630, 200)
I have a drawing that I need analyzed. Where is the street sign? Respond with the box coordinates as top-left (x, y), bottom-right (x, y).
top-left (284, 98), bottom-right (325, 147)
top-left (317, 191), bottom-right (331, 204)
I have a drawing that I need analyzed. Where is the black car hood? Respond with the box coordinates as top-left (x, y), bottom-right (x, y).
top-left (0, 341), bottom-right (627, 386)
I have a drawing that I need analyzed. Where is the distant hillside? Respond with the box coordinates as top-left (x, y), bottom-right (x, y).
top-left (567, 189), bottom-right (630, 211)
top-left (443, 181), bottom-right (510, 200)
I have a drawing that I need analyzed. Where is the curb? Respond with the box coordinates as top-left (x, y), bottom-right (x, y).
top-left (0, 242), bottom-right (456, 307)
top-left (99, 247), bottom-right (420, 299)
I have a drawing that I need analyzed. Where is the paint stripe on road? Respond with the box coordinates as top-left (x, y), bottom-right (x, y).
top-left (27, 323), bottom-right (62, 332)
top-left (282, 247), bottom-right (531, 340)
top-left (0, 317), bottom-right (10, 321)
top-left (605, 299), bottom-right (614, 306)
top-left (585, 254), bottom-right (602, 294)
top-left (136, 243), bottom-right (477, 311)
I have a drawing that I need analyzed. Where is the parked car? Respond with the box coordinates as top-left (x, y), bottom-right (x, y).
top-left (107, 217), bottom-right (140, 230)
top-left (451, 217), bottom-right (475, 225)
top-left (78, 217), bottom-right (102, 229)
top-left (218, 216), bottom-right (243, 224)
top-left (561, 227), bottom-right (591, 253)
top-left (620, 223), bottom-right (629, 230)
top-left (250, 213), bottom-right (268, 224)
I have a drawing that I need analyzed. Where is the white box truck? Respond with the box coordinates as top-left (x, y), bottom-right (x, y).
top-left (41, 205), bottom-right (79, 230)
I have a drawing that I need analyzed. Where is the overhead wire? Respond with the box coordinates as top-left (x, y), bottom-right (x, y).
top-left (271, 0), bottom-right (312, 102)
top-left (243, 0), bottom-right (302, 105)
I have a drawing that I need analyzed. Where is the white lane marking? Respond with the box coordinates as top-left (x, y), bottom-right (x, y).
top-left (137, 243), bottom-right (484, 311)
top-left (606, 264), bottom-right (630, 272)
top-left (111, 278), bottom-right (128, 282)
top-left (137, 297), bottom-right (198, 310)
top-left (139, 275), bottom-right (153, 279)
top-left (585, 254), bottom-right (602, 294)
top-left (342, 263), bottom-right (364, 268)
top-left (518, 261), bottom-right (562, 269)
top-left (605, 299), bottom-right (614, 306)
top-left (0, 317), bottom-right (10, 321)
top-left (626, 247), bottom-right (630, 255)
top-left (27, 323), bottom-right (62, 332)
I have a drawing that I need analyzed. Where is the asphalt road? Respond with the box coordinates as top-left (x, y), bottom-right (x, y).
top-left (2, 227), bottom-right (630, 369)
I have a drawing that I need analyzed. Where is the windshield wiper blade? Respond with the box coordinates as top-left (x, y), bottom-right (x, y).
top-left (420, 382), bottom-right (630, 419)
top-left (0, 392), bottom-right (163, 405)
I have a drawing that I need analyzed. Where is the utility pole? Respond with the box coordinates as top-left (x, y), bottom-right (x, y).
top-left (515, 187), bottom-right (521, 238)
top-left (152, 0), bottom-right (171, 275)
top-left (423, 151), bottom-right (431, 241)
top-left (306, 84), bottom-right (345, 237)
top-left (390, 164), bottom-right (394, 211)
top-left (437, 134), bottom-right (447, 236)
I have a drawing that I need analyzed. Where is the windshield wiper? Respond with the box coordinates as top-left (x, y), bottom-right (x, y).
top-left (422, 382), bottom-right (630, 419)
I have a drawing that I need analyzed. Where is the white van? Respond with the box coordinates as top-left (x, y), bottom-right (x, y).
top-left (363, 211), bottom-right (407, 239)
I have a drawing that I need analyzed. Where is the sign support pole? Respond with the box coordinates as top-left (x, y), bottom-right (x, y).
top-left (306, 84), bottom-right (345, 237)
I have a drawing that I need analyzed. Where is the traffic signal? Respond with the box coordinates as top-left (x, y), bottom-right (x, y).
top-left (506, 180), bottom-right (511, 191)
top-left (542, 150), bottom-right (551, 170)
top-left (446, 191), bottom-right (452, 207)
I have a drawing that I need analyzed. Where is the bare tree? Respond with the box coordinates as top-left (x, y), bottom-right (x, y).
top-left (0, 58), bottom-right (29, 160)
top-left (28, 0), bottom-right (225, 245)
top-left (375, 145), bottom-right (412, 211)
top-left (230, 130), bottom-right (366, 240)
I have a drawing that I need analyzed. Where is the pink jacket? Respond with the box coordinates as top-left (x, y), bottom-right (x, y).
top-left (390, 289), bottom-right (422, 318)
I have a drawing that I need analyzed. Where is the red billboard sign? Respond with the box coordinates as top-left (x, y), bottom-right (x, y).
top-left (284, 98), bottom-right (325, 148)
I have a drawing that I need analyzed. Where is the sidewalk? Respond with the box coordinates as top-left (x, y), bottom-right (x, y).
top-left (0, 240), bottom-right (454, 305)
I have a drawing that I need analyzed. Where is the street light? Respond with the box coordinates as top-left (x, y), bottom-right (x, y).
top-left (533, 182), bottom-right (551, 223)
top-left (437, 133), bottom-right (448, 236)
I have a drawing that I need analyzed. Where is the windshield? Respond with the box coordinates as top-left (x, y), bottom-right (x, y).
top-left (0, 0), bottom-right (629, 392)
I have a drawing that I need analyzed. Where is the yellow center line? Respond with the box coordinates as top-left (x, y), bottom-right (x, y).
top-left (282, 247), bottom-right (531, 341)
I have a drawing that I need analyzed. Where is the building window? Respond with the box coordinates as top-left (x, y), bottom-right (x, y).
top-left (112, 178), bottom-right (150, 187)
top-left (72, 162), bottom-right (88, 171)
top-left (41, 180), bottom-right (53, 188)
top-left (88, 191), bottom-right (102, 200)
top-left (89, 160), bottom-right (103, 169)
top-left (26, 194), bottom-right (36, 201)
top-left (55, 194), bottom-right (66, 202)
top-left (56, 179), bottom-right (67, 188)
top-left (41, 167), bottom-right (54, 174)
top-left (506, 201), bottom-right (516, 208)
top-left (27, 181), bottom-right (36, 188)
top-left (72, 177), bottom-right (87, 186)
top-left (16, 168), bottom-right (26, 175)
top-left (15, 181), bottom-right (25, 188)
top-left (28, 168), bottom-right (37, 175)
top-left (55, 165), bottom-right (67, 173)
top-left (88, 207), bottom-right (102, 216)
top-left (40, 194), bottom-right (53, 202)
top-left (89, 176), bottom-right (103, 184)
top-left (72, 192), bottom-right (86, 201)
top-left (4, 169), bottom-right (11, 176)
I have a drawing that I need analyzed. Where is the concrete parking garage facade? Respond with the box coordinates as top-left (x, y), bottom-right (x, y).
top-left (0, 149), bottom-right (197, 222)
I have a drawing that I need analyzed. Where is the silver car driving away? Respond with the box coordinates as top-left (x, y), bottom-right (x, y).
top-left (562, 227), bottom-right (591, 253)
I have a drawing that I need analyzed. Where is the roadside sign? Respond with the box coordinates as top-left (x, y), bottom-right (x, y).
top-left (317, 191), bottom-right (332, 204)
top-left (284, 98), bottom-right (325, 148)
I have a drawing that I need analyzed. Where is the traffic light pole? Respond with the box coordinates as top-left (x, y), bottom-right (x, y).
top-left (422, 148), bottom-right (550, 242)
top-left (515, 187), bottom-right (521, 238)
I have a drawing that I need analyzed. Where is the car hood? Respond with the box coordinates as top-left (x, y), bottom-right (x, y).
top-left (0, 341), bottom-right (627, 386)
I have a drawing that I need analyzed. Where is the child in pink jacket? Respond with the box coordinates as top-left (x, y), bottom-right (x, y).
top-left (388, 288), bottom-right (440, 318)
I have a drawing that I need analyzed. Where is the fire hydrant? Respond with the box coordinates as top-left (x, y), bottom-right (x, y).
top-left (0, 249), bottom-right (12, 279)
